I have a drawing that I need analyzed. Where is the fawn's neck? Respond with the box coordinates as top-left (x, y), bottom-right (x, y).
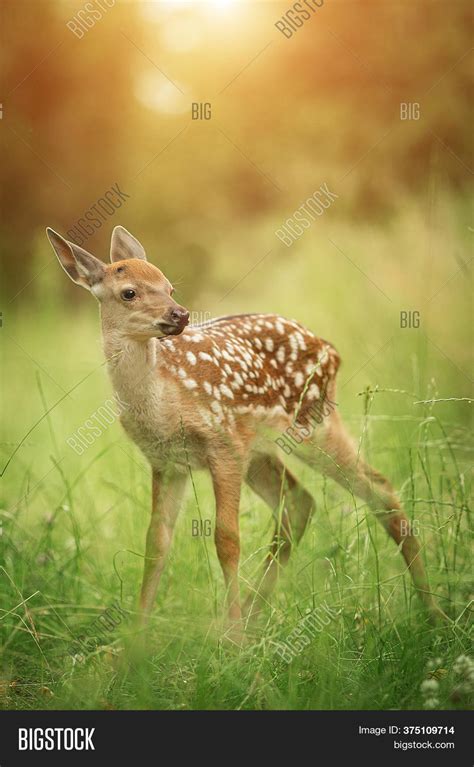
top-left (101, 320), bottom-right (161, 398)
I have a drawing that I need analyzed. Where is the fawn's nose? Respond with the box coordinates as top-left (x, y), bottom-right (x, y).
top-left (170, 307), bottom-right (190, 328)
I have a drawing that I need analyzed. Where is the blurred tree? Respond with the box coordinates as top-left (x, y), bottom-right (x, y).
top-left (1, 0), bottom-right (140, 293)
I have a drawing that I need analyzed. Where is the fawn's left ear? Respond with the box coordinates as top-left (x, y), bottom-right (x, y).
top-left (110, 226), bottom-right (147, 263)
top-left (46, 228), bottom-right (105, 290)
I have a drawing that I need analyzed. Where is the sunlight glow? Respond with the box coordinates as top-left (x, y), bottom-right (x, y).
top-left (165, 0), bottom-right (237, 6)
top-left (165, 0), bottom-right (237, 12)
top-left (143, 0), bottom-right (240, 25)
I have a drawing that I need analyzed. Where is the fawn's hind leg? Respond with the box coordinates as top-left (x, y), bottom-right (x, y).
top-left (300, 410), bottom-right (445, 621)
top-left (244, 454), bottom-right (315, 618)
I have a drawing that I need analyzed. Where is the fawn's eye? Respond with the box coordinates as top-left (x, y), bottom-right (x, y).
top-left (121, 289), bottom-right (136, 301)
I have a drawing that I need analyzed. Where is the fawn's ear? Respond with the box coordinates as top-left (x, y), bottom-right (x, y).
top-left (46, 228), bottom-right (105, 290)
top-left (110, 226), bottom-right (147, 263)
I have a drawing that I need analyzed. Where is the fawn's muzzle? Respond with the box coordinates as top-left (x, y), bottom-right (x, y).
top-left (170, 307), bottom-right (190, 329)
top-left (155, 306), bottom-right (190, 336)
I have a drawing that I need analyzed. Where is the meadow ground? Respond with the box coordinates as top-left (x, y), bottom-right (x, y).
top-left (0, 201), bottom-right (472, 710)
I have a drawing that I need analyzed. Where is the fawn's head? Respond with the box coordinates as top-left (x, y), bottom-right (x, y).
top-left (46, 226), bottom-right (189, 339)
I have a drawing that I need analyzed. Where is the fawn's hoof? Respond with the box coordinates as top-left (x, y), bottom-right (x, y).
top-left (223, 618), bottom-right (246, 648)
top-left (242, 594), bottom-right (265, 621)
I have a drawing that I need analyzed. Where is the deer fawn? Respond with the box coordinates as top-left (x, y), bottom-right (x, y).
top-left (47, 225), bottom-right (444, 634)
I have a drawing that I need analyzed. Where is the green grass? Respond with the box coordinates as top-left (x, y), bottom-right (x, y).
top-left (0, 198), bottom-right (472, 710)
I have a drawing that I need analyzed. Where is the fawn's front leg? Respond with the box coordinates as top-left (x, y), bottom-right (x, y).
top-left (139, 468), bottom-right (187, 622)
top-left (209, 454), bottom-right (243, 631)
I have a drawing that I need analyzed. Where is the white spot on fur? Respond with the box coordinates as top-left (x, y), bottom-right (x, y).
top-left (210, 401), bottom-right (223, 419)
top-left (183, 378), bottom-right (197, 389)
top-left (199, 351), bottom-right (213, 363)
top-left (220, 384), bottom-right (234, 399)
top-left (276, 346), bottom-right (285, 364)
top-left (186, 351), bottom-right (197, 365)
top-left (294, 372), bottom-right (304, 387)
top-left (295, 331), bottom-right (307, 350)
top-left (265, 338), bottom-right (274, 352)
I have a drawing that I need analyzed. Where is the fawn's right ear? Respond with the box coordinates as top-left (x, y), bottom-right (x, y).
top-left (46, 228), bottom-right (105, 290)
top-left (110, 226), bottom-right (147, 263)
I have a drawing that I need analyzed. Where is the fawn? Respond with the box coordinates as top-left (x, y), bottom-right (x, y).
top-left (47, 225), bottom-right (444, 633)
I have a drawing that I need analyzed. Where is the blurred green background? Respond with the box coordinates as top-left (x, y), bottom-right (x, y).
top-left (0, 0), bottom-right (472, 710)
